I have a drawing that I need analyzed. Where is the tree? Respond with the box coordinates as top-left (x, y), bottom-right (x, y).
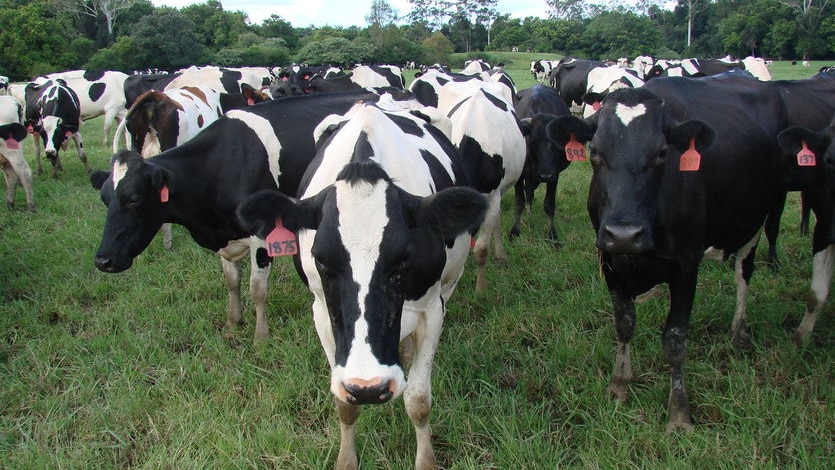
top-left (366, 0), bottom-right (398, 47)
top-left (680, 0), bottom-right (710, 48)
top-left (420, 31), bottom-right (454, 65)
top-left (408, 0), bottom-right (497, 32)
top-left (0, 1), bottom-right (69, 79)
top-left (181, 0), bottom-right (249, 51)
top-left (129, 8), bottom-right (212, 70)
top-left (578, 10), bottom-right (664, 59)
top-left (54, 0), bottom-right (142, 44)
top-left (545, 0), bottom-right (587, 20)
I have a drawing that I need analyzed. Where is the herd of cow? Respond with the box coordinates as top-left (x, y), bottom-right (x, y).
top-left (1, 55), bottom-right (835, 468)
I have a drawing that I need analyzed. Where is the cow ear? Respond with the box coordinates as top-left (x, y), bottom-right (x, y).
top-left (668, 120), bottom-right (715, 153)
top-left (150, 166), bottom-right (174, 195)
top-left (237, 189), bottom-right (324, 238)
top-left (412, 186), bottom-right (488, 236)
top-left (519, 117), bottom-right (533, 136)
top-left (582, 92), bottom-right (604, 108)
top-left (90, 170), bottom-right (111, 190)
top-left (777, 125), bottom-right (827, 156)
top-left (0, 122), bottom-right (27, 142)
top-left (545, 115), bottom-right (594, 148)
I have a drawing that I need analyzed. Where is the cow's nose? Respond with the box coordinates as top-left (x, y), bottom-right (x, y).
top-left (537, 171), bottom-right (556, 182)
top-left (94, 256), bottom-right (116, 272)
top-left (342, 377), bottom-right (395, 405)
top-left (598, 224), bottom-right (653, 253)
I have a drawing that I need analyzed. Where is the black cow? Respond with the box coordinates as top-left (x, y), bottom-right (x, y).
top-left (511, 83), bottom-right (572, 243)
top-left (551, 75), bottom-right (785, 432)
top-left (270, 65), bottom-right (343, 97)
top-left (777, 120), bottom-right (835, 346)
top-left (89, 89), bottom-right (413, 342)
top-left (123, 73), bottom-right (182, 108)
top-left (547, 57), bottom-right (607, 108)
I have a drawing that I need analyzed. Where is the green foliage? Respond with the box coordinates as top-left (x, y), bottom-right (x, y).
top-left (578, 10), bottom-right (664, 60)
top-left (294, 37), bottom-right (374, 67)
top-left (420, 32), bottom-right (454, 65)
top-left (0, 1), bottom-right (68, 80)
top-left (181, 0), bottom-right (249, 51)
top-left (129, 8), bottom-right (212, 71)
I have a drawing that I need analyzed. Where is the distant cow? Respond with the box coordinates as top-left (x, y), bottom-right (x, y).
top-left (438, 79), bottom-right (526, 292)
top-left (530, 59), bottom-right (559, 82)
top-left (0, 95), bottom-right (34, 211)
top-left (237, 102), bottom-right (486, 470)
top-left (548, 57), bottom-right (607, 109)
top-left (89, 89), bottom-right (418, 342)
top-left (511, 83), bottom-right (572, 243)
top-left (43, 70), bottom-right (129, 145)
top-left (551, 75), bottom-right (785, 432)
top-left (270, 64), bottom-right (343, 97)
top-left (26, 80), bottom-right (90, 178)
top-left (581, 65), bottom-right (645, 117)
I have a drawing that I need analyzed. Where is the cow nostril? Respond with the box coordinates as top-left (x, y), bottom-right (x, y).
top-left (343, 378), bottom-right (394, 405)
top-left (94, 256), bottom-right (114, 272)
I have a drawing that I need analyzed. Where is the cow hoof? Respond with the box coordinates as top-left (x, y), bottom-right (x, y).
top-left (791, 329), bottom-right (810, 348)
top-left (665, 418), bottom-right (693, 434)
top-left (606, 382), bottom-right (628, 402)
top-left (731, 328), bottom-right (751, 349)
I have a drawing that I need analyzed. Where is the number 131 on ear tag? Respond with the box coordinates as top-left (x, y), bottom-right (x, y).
top-left (266, 217), bottom-right (298, 257)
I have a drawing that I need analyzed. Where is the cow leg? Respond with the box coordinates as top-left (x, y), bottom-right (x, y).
top-left (543, 177), bottom-right (559, 246)
top-left (763, 190), bottom-right (787, 270)
top-left (664, 268), bottom-right (698, 433)
top-left (606, 288), bottom-right (636, 402)
top-left (31, 136), bottom-right (43, 176)
top-left (473, 191), bottom-right (501, 292)
top-left (335, 400), bottom-right (360, 470)
top-left (219, 256), bottom-right (244, 330)
top-left (5, 157), bottom-right (35, 212)
top-left (2, 166), bottom-right (18, 210)
top-left (404, 303), bottom-right (442, 470)
top-left (70, 133), bottom-right (91, 173)
top-left (249, 238), bottom-right (271, 340)
top-left (509, 176), bottom-right (526, 240)
top-left (794, 244), bottom-right (834, 346)
top-left (729, 233), bottom-right (761, 346)
top-left (799, 191), bottom-right (811, 236)
top-left (160, 223), bottom-right (173, 250)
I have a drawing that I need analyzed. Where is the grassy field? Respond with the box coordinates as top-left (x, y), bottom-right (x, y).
top-left (1, 58), bottom-right (834, 469)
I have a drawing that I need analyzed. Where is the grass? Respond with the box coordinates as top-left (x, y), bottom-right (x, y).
top-left (1, 57), bottom-right (834, 469)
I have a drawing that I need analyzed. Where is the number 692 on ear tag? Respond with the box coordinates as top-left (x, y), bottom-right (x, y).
top-left (266, 217), bottom-right (298, 257)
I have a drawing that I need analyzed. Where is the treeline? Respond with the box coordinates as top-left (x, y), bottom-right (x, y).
top-left (1, 0), bottom-right (833, 81)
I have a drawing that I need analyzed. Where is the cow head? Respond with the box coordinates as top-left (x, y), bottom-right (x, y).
top-left (237, 161), bottom-right (486, 405)
top-left (551, 88), bottom-right (715, 254)
top-left (90, 150), bottom-right (174, 272)
top-left (520, 113), bottom-right (591, 183)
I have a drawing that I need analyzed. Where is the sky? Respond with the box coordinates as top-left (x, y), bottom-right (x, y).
top-left (151, 0), bottom-right (553, 28)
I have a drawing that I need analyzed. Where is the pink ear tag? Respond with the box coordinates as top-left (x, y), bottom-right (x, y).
top-left (247, 97), bottom-right (255, 106)
top-left (266, 217), bottom-right (299, 257)
top-left (565, 133), bottom-right (586, 161)
top-left (797, 140), bottom-right (816, 167)
top-left (5, 138), bottom-right (20, 150)
top-left (679, 137), bottom-right (701, 171)
top-left (592, 101), bottom-right (601, 111)
top-left (159, 183), bottom-right (169, 202)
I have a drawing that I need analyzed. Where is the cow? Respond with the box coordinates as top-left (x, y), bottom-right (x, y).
top-left (548, 57), bottom-right (607, 110)
top-left (644, 58), bottom-right (746, 81)
top-left (410, 68), bottom-right (516, 109)
top-left (0, 75), bottom-right (8, 94)
top-left (581, 65), bottom-right (645, 118)
top-left (123, 73), bottom-right (183, 108)
top-left (26, 79), bottom-right (90, 178)
top-left (89, 89), bottom-right (419, 343)
top-left (511, 83), bottom-right (572, 244)
top-left (304, 65), bottom-right (406, 94)
top-left (437, 79), bottom-right (526, 292)
top-left (165, 66), bottom-right (266, 96)
top-left (43, 70), bottom-right (129, 145)
top-left (777, 120), bottom-right (835, 346)
top-left (462, 59), bottom-right (491, 74)
top-left (530, 59), bottom-right (560, 82)
top-left (236, 101), bottom-right (487, 470)
top-left (549, 75), bottom-right (786, 432)
top-left (0, 95), bottom-right (34, 211)
top-left (112, 85), bottom-right (227, 249)
top-left (270, 64), bottom-right (343, 97)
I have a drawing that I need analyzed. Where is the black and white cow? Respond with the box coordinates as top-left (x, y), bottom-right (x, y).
top-left (551, 75), bottom-right (786, 432)
top-left (548, 57), bottom-right (607, 109)
top-left (89, 89), bottom-right (419, 342)
top-left (581, 65), bottom-right (645, 118)
top-left (410, 68), bottom-right (516, 109)
top-left (270, 64), bottom-right (344, 97)
top-left (438, 79), bottom-right (525, 292)
top-left (511, 83), bottom-right (572, 243)
top-left (237, 102), bottom-right (486, 470)
top-left (26, 79), bottom-right (90, 178)
top-left (0, 95), bottom-right (34, 211)
top-left (45, 70), bottom-right (129, 145)
top-left (643, 58), bottom-right (746, 81)
top-left (123, 73), bottom-right (183, 108)
top-left (529, 59), bottom-right (559, 82)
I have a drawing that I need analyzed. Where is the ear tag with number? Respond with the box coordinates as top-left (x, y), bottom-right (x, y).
top-left (797, 140), bottom-right (816, 167)
top-left (266, 217), bottom-right (299, 257)
top-left (5, 138), bottom-right (20, 150)
top-left (679, 137), bottom-right (701, 171)
top-left (565, 133), bottom-right (586, 161)
top-left (159, 183), bottom-right (169, 203)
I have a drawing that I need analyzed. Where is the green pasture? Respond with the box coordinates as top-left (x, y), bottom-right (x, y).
top-left (1, 59), bottom-right (833, 468)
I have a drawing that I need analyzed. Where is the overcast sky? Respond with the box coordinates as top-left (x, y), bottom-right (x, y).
top-left (151, 0), bottom-right (552, 28)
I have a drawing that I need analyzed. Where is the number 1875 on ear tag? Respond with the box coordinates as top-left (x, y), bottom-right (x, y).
top-left (266, 217), bottom-right (298, 257)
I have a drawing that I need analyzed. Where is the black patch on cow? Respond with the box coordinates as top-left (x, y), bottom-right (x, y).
top-left (88, 82), bottom-right (106, 102)
top-left (419, 149), bottom-right (455, 189)
top-left (337, 160), bottom-right (390, 186)
top-left (220, 69), bottom-right (244, 94)
top-left (353, 131), bottom-right (375, 161)
top-left (481, 89), bottom-right (508, 112)
top-left (459, 135), bottom-right (505, 193)
top-left (388, 113), bottom-right (425, 137)
top-left (256, 247), bottom-right (272, 268)
top-left (83, 70), bottom-right (106, 81)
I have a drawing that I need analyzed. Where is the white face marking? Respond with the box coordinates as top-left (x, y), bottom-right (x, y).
top-left (615, 103), bottom-right (646, 127)
top-left (112, 160), bottom-right (129, 190)
top-left (225, 110), bottom-right (282, 186)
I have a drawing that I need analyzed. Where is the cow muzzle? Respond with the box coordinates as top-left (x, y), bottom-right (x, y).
top-left (94, 255), bottom-right (132, 273)
top-left (598, 223), bottom-right (654, 254)
top-left (338, 377), bottom-right (396, 405)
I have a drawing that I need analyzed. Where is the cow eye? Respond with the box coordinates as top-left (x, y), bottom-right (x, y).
top-left (589, 148), bottom-right (606, 168)
top-left (649, 148), bottom-right (668, 168)
top-left (124, 197), bottom-right (143, 209)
